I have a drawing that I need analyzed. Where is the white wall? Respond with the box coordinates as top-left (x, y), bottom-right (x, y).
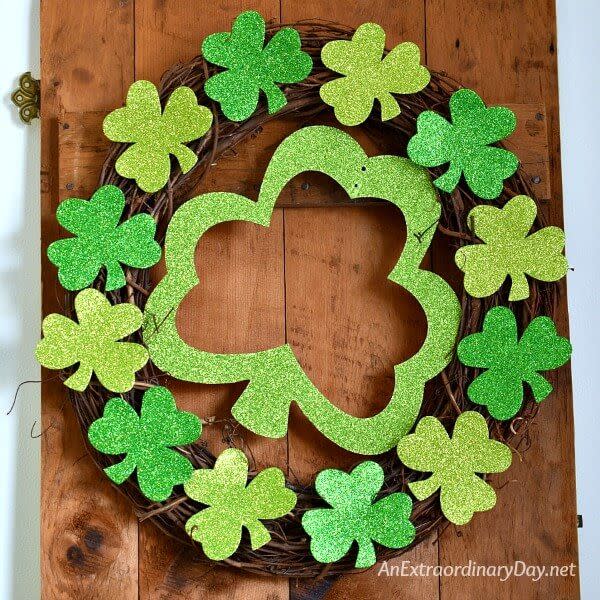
top-left (0, 1), bottom-right (41, 599)
top-left (556, 1), bottom-right (600, 597)
top-left (0, 1), bottom-right (596, 598)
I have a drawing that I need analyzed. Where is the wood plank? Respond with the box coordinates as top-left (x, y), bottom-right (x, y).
top-left (281, 2), bottom-right (441, 599)
top-left (425, 2), bottom-right (579, 599)
top-left (40, 1), bottom-right (137, 598)
top-left (133, 2), bottom-right (289, 598)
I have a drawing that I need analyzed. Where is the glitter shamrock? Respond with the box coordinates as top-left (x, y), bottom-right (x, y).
top-left (397, 411), bottom-right (512, 525)
top-left (35, 288), bottom-right (148, 392)
top-left (202, 11), bottom-right (313, 122)
top-left (320, 22), bottom-right (430, 126)
top-left (88, 386), bottom-right (201, 502)
top-left (47, 185), bottom-right (161, 292)
top-left (455, 195), bottom-right (567, 301)
top-left (103, 80), bottom-right (213, 193)
top-left (407, 88), bottom-right (518, 199)
top-left (457, 306), bottom-right (572, 420)
top-left (302, 461), bottom-right (415, 568)
top-left (183, 448), bottom-right (296, 560)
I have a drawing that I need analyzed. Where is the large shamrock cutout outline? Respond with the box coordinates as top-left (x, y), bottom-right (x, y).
top-left (143, 126), bottom-right (461, 455)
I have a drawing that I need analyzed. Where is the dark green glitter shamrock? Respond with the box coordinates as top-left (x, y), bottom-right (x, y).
top-left (407, 88), bottom-right (518, 199)
top-left (202, 11), bottom-right (313, 121)
top-left (302, 461), bottom-right (415, 568)
top-left (47, 185), bottom-right (161, 291)
top-left (457, 306), bottom-right (572, 420)
top-left (88, 386), bottom-right (201, 502)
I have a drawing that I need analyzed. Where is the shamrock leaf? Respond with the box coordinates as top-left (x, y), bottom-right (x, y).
top-left (397, 411), bottom-right (512, 525)
top-left (455, 195), bottom-right (567, 301)
top-left (407, 88), bottom-right (518, 199)
top-left (47, 185), bottom-right (161, 291)
top-left (35, 288), bottom-right (148, 392)
top-left (457, 306), bottom-right (572, 420)
top-left (302, 461), bottom-right (415, 568)
top-left (184, 448), bottom-right (296, 560)
top-left (88, 386), bottom-right (201, 501)
top-left (103, 80), bottom-right (213, 193)
top-left (202, 11), bottom-right (313, 122)
top-left (320, 23), bottom-right (430, 126)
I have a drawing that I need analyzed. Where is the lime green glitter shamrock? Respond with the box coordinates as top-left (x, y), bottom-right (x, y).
top-left (407, 88), bottom-right (518, 199)
top-left (455, 195), bottom-right (567, 301)
top-left (183, 448), bottom-right (296, 560)
top-left (103, 80), bottom-right (213, 193)
top-left (47, 185), bottom-right (161, 292)
top-left (302, 461), bottom-right (415, 568)
top-left (143, 126), bottom-right (461, 455)
top-left (457, 306), bottom-right (572, 420)
top-left (397, 411), bottom-right (512, 525)
top-left (35, 288), bottom-right (148, 392)
top-left (320, 22), bottom-right (430, 126)
top-left (88, 386), bottom-right (201, 502)
top-left (202, 11), bottom-right (313, 122)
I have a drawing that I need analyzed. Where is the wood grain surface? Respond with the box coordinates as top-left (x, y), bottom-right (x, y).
top-left (40, 1), bottom-right (579, 598)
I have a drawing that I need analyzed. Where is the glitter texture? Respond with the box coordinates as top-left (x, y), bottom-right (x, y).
top-left (183, 448), bottom-right (296, 560)
top-left (88, 386), bottom-right (201, 502)
top-left (320, 22), bottom-right (430, 126)
top-left (103, 80), bottom-right (213, 193)
top-left (457, 306), bottom-right (572, 420)
top-left (47, 184), bottom-right (162, 291)
top-left (455, 194), bottom-right (567, 301)
top-left (397, 411), bottom-right (512, 525)
top-left (202, 11), bottom-right (312, 122)
top-left (35, 288), bottom-right (148, 392)
top-left (143, 125), bottom-right (461, 454)
top-left (302, 461), bottom-right (415, 568)
top-left (407, 88), bottom-right (518, 199)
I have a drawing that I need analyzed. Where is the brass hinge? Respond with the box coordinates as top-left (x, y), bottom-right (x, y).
top-left (11, 72), bottom-right (40, 124)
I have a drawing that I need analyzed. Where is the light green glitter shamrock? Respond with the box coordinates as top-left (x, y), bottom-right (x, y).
top-left (143, 126), bottom-right (461, 456)
top-left (47, 185), bottom-right (161, 292)
top-left (202, 11), bottom-right (313, 122)
top-left (457, 306), bottom-right (572, 420)
top-left (103, 80), bottom-right (213, 193)
top-left (183, 448), bottom-right (296, 560)
top-left (320, 22), bottom-right (430, 126)
top-left (397, 411), bottom-right (512, 525)
top-left (407, 88), bottom-right (518, 199)
top-left (455, 195), bottom-right (567, 301)
top-left (88, 386), bottom-right (201, 502)
top-left (35, 288), bottom-right (148, 392)
top-left (302, 461), bottom-right (415, 568)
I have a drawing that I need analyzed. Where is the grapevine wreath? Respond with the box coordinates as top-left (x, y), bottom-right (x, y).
top-left (37, 14), bottom-right (572, 577)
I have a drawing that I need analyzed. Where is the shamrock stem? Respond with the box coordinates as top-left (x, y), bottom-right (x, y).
top-left (263, 84), bottom-right (287, 115)
top-left (378, 92), bottom-right (401, 122)
top-left (105, 260), bottom-right (126, 292)
top-left (434, 164), bottom-right (462, 193)
top-left (524, 372), bottom-right (553, 402)
top-left (64, 364), bottom-right (93, 392)
top-left (104, 454), bottom-right (137, 485)
top-left (409, 474), bottom-right (441, 500)
top-left (171, 144), bottom-right (198, 174)
top-left (355, 539), bottom-right (376, 568)
top-left (246, 520), bottom-right (271, 551)
top-left (508, 272), bottom-right (530, 301)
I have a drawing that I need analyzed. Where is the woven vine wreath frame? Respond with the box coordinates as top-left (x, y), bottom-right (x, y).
top-left (60, 20), bottom-right (557, 577)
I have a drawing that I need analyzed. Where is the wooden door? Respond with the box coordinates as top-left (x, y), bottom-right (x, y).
top-left (40, 1), bottom-right (579, 598)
